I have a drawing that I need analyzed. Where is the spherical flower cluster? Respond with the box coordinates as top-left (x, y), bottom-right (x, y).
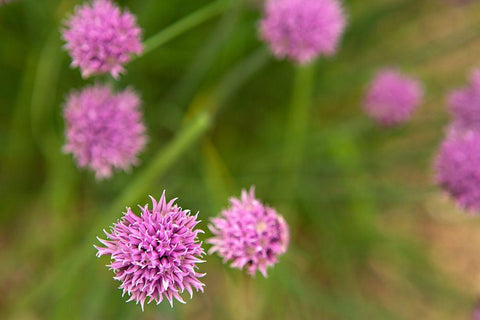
top-left (364, 69), bottom-right (423, 126)
top-left (63, 84), bottom-right (146, 179)
top-left (208, 187), bottom-right (289, 277)
top-left (448, 70), bottom-right (480, 131)
top-left (63, 0), bottom-right (142, 78)
top-left (435, 128), bottom-right (480, 213)
top-left (259, 0), bottom-right (346, 64)
top-left (95, 193), bottom-right (206, 309)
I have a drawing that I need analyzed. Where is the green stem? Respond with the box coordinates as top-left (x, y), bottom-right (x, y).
top-left (105, 111), bottom-right (211, 222)
top-left (138, 0), bottom-right (228, 59)
top-left (281, 64), bottom-right (316, 193)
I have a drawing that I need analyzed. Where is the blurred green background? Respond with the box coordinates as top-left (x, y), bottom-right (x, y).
top-left (2, 0), bottom-right (480, 319)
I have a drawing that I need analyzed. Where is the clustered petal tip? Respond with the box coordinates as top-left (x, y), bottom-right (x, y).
top-left (96, 193), bottom-right (206, 308)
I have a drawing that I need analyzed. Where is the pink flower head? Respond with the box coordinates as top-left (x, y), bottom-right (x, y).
top-left (448, 70), bottom-right (480, 131)
top-left (364, 69), bottom-right (423, 126)
top-left (95, 193), bottom-right (206, 309)
top-left (208, 187), bottom-right (289, 277)
top-left (63, 84), bottom-right (147, 179)
top-left (259, 0), bottom-right (346, 64)
top-left (63, 0), bottom-right (142, 78)
top-left (435, 128), bottom-right (480, 213)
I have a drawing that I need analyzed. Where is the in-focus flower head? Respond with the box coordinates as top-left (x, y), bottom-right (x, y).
top-left (259, 0), bottom-right (347, 64)
top-left (208, 187), bottom-right (289, 277)
top-left (435, 127), bottom-right (480, 213)
top-left (95, 193), bottom-right (206, 309)
top-left (364, 68), bottom-right (423, 126)
top-left (448, 69), bottom-right (480, 131)
top-left (63, 84), bottom-right (146, 179)
top-left (63, 0), bottom-right (142, 78)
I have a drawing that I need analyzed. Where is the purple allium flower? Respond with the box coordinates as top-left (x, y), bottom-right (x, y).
top-left (259, 0), bottom-right (347, 64)
top-left (364, 69), bottom-right (423, 126)
top-left (95, 193), bottom-right (206, 309)
top-left (63, 84), bottom-right (146, 179)
top-left (63, 0), bottom-right (142, 78)
top-left (435, 128), bottom-right (480, 213)
top-left (448, 70), bottom-right (480, 131)
top-left (208, 187), bottom-right (289, 277)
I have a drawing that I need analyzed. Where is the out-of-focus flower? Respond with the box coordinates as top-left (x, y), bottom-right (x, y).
top-left (63, 0), bottom-right (142, 78)
top-left (208, 187), bottom-right (289, 277)
top-left (259, 0), bottom-right (346, 64)
top-left (448, 70), bottom-right (480, 131)
top-left (435, 128), bottom-right (480, 213)
top-left (95, 193), bottom-right (206, 309)
top-left (364, 69), bottom-right (423, 126)
top-left (63, 84), bottom-right (146, 179)
top-left (473, 298), bottom-right (480, 320)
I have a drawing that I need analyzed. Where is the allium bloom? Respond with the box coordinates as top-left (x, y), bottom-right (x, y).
top-left (208, 187), bottom-right (289, 277)
top-left (259, 0), bottom-right (346, 64)
top-left (435, 128), bottom-right (480, 213)
top-left (448, 70), bottom-right (480, 131)
top-left (364, 69), bottom-right (423, 126)
top-left (63, 84), bottom-right (146, 179)
top-left (95, 193), bottom-right (206, 309)
top-left (63, 0), bottom-right (142, 78)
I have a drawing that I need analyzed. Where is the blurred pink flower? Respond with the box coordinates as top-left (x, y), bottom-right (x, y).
top-left (364, 69), bottom-right (423, 126)
top-left (259, 0), bottom-right (346, 64)
top-left (208, 187), bottom-right (289, 277)
top-left (63, 84), bottom-right (146, 179)
top-left (435, 128), bottom-right (480, 213)
top-left (95, 193), bottom-right (206, 309)
top-left (63, 0), bottom-right (142, 78)
top-left (448, 69), bottom-right (480, 131)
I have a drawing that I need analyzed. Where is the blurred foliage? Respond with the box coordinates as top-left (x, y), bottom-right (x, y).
top-left (1, 0), bottom-right (480, 319)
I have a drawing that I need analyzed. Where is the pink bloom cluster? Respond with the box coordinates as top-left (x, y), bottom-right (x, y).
top-left (63, 84), bottom-right (146, 179)
top-left (435, 128), bottom-right (480, 212)
top-left (259, 0), bottom-right (346, 64)
top-left (63, 0), bottom-right (142, 78)
top-left (364, 69), bottom-right (423, 126)
top-left (96, 193), bottom-right (206, 309)
top-left (435, 70), bottom-right (480, 212)
top-left (208, 187), bottom-right (289, 277)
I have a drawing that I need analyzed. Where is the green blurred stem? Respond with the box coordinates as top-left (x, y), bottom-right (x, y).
top-left (106, 111), bottom-right (211, 219)
top-left (281, 64), bottom-right (315, 192)
top-left (138, 0), bottom-right (228, 59)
